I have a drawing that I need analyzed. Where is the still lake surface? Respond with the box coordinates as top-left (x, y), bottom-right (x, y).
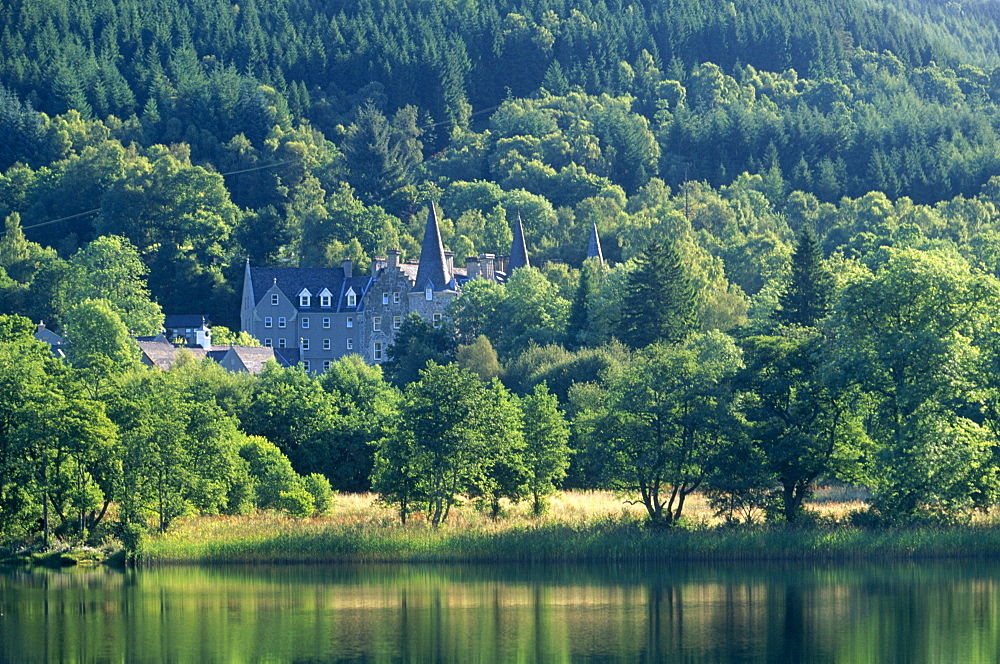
top-left (1, 560), bottom-right (998, 662)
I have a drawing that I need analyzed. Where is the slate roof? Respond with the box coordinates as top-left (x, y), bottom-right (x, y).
top-left (248, 266), bottom-right (372, 313)
top-left (509, 213), bottom-right (530, 271)
top-left (587, 222), bottom-right (604, 265)
top-left (139, 341), bottom-right (297, 373)
top-left (412, 202), bottom-right (457, 292)
top-left (164, 314), bottom-right (208, 329)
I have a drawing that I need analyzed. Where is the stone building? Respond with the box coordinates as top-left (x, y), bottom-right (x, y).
top-left (239, 203), bottom-right (530, 371)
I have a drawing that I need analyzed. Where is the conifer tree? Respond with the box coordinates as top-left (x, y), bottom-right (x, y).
top-left (619, 241), bottom-right (697, 349)
top-left (776, 226), bottom-right (835, 327)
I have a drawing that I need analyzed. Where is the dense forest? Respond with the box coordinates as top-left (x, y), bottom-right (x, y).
top-left (5, 0), bottom-right (1000, 543)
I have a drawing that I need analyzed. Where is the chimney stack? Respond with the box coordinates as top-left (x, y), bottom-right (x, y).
top-left (466, 256), bottom-right (480, 280)
top-left (341, 258), bottom-right (353, 279)
top-left (388, 249), bottom-right (401, 268)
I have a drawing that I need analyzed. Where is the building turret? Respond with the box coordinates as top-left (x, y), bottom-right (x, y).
top-left (587, 222), bottom-right (604, 266)
top-left (509, 213), bottom-right (530, 271)
top-left (412, 201), bottom-right (454, 292)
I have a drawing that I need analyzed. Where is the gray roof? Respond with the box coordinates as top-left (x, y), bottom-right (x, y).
top-left (139, 341), bottom-right (297, 373)
top-left (248, 266), bottom-right (372, 313)
top-left (509, 213), bottom-right (530, 271)
top-left (412, 202), bottom-right (456, 292)
top-left (587, 222), bottom-right (604, 265)
top-left (164, 314), bottom-right (208, 329)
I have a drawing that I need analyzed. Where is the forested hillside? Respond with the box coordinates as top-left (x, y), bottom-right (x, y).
top-left (7, 0), bottom-right (1000, 540)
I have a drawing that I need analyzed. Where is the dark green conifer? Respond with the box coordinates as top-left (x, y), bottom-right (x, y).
top-left (776, 226), bottom-right (835, 327)
top-left (619, 240), bottom-right (697, 349)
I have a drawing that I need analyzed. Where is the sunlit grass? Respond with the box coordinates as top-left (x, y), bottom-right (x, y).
top-left (142, 490), bottom-right (1000, 565)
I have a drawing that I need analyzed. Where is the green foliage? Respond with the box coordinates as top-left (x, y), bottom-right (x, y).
top-left (520, 383), bottom-right (572, 515)
top-left (619, 241), bottom-right (697, 349)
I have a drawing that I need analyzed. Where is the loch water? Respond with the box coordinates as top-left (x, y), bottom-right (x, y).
top-left (1, 560), bottom-right (998, 662)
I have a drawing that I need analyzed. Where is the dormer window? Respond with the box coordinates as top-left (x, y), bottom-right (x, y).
top-left (299, 289), bottom-right (311, 307)
top-left (319, 288), bottom-right (332, 308)
top-left (346, 288), bottom-right (357, 307)
top-left (425, 287), bottom-right (432, 301)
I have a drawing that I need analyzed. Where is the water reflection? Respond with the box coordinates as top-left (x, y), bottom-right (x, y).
top-left (1, 561), bottom-right (999, 662)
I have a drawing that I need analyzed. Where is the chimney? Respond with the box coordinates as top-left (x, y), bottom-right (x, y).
top-left (388, 249), bottom-right (401, 268)
top-left (466, 256), bottom-right (480, 280)
top-left (372, 256), bottom-right (387, 277)
top-left (342, 258), bottom-right (353, 279)
top-left (195, 319), bottom-right (212, 350)
top-left (444, 250), bottom-right (455, 274)
top-left (481, 253), bottom-right (496, 281)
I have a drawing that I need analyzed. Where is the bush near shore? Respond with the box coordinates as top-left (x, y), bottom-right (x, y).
top-left (139, 491), bottom-right (1000, 565)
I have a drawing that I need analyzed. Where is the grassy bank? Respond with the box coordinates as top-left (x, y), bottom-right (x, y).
top-left (141, 491), bottom-right (1000, 564)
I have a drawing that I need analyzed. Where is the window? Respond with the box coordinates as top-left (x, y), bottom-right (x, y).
top-left (323, 360), bottom-right (332, 371)
top-left (373, 317), bottom-right (382, 332)
top-left (393, 292), bottom-right (400, 304)
top-left (433, 312), bottom-right (443, 329)
top-left (299, 294), bottom-right (310, 307)
top-left (347, 317), bottom-right (353, 328)
top-left (301, 317), bottom-right (310, 329)
top-left (393, 316), bottom-right (402, 330)
top-left (320, 295), bottom-right (331, 308)
top-left (346, 288), bottom-right (357, 307)
top-left (271, 294), bottom-right (279, 305)
top-left (373, 342), bottom-right (384, 361)
top-left (264, 338), bottom-right (272, 347)
top-left (323, 317), bottom-right (331, 328)
top-left (323, 339), bottom-right (331, 350)
top-left (425, 287), bottom-right (433, 301)
top-left (303, 360), bottom-right (311, 372)
top-left (278, 317), bottom-right (286, 328)
top-left (347, 338), bottom-right (354, 350)
top-left (383, 292), bottom-right (389, 304)
top-left (301, 338), bottom-right (310, 350)
top-left (277, 338), bottom-right (286, 348)
top-left (264, 317), bottom-right (273, 328)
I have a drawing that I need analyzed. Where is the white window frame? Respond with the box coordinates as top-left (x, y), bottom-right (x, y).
top-left (433, 312), bottom-right (443, 329)
top-left (373, 342), bottom-right (383, 361)
top-left (347, 338), bottom-right (354, 350)
top-left (323, 317), bottom-right (331, 329)
top-left (393, 316), bottom-right (402, 330)
top-left (278, 317), bottom-right (287, 328)
top-left (347, 317), bottom-right (353, 328)
top-left (301, 317), bottom-right (310, 329)
top-left (299, 294), bottom-right (310, 307)
top-left (393, 292), bottom-right (400, 304)
top-left (382, 292), bottom-right (389, 304)
top-left (323, 360), bottom-right (332, 371)
top-left (303, 360), bottom-right (311, 372)
top-left (264, 338), bottom-right (272, 347)
top-left (373, 317), bottom-right (382, 332)
top-left (277, 338), bottom-right (286, 348)
top-left (264, 317), bottom-right (273, 328)
top-left (346, 288), bottom-right (357, 307)
top-left (271, 294), bottom-right (279, 305)
top-left (301, 338), bottom-right (310, 350)
top-left (323, 338), bottom-right (331, 350)
top-left (425, 287), bottom-right (433, 301)
top-left (321, 295), bottom-right (331, 307)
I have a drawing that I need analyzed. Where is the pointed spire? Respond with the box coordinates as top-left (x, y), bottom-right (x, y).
top-left (413, 201), bottom-right (452, 292)
top-left (587, 222), bottom-right (604, 266)
top-left (509, 212), bottom-right (530, 271)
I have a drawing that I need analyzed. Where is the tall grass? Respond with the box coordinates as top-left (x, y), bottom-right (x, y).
top-left (142, 491), bottom-right (1000, 565)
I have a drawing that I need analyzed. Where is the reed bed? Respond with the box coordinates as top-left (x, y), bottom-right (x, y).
top-left (142, 491), bottom-right (1000, 564)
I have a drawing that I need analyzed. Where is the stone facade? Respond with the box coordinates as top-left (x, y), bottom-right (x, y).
top-left (239, 203), bottom-right (535, 372)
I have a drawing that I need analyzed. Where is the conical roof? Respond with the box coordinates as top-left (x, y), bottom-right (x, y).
top-left (587, 222), bottom-right (604, 265)
top-left (509, 213), bottom-right (530, 271)
top-left (413, 201), bottom-right (452, 292)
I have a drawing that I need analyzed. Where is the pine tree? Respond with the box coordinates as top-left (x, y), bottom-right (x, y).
top-left (776, 226), bottom-right (835, 327)
top-left (619, 240), bottom-right (697, 349)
